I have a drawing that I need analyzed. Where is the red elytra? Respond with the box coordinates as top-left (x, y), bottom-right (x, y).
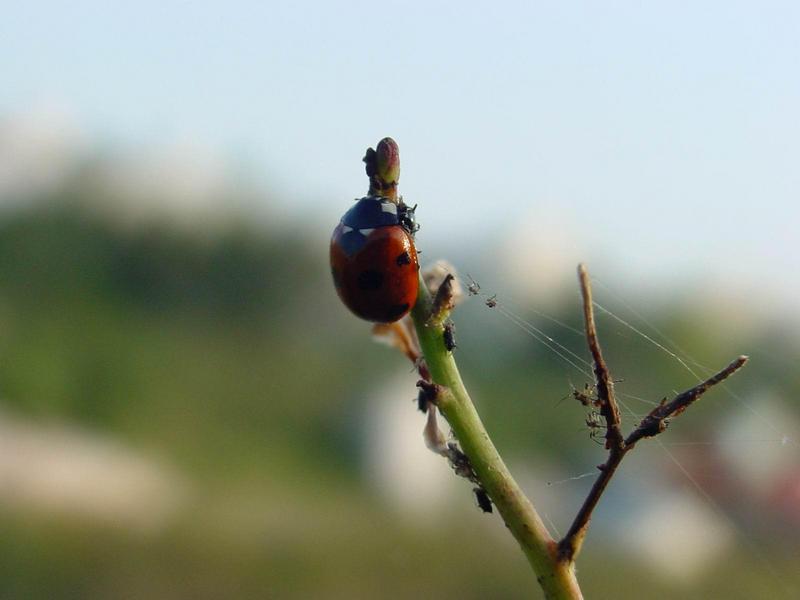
top-left (330, 196), bottom-right (419, 323)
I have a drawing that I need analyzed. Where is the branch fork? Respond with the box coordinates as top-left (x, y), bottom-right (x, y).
top-left (557, 265), bottom-right (748, 562)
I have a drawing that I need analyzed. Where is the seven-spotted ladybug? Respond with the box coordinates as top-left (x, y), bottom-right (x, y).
top-left (330, 196), bottom-right (420, 323)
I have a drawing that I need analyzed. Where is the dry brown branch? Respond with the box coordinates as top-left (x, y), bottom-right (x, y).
top-left (577, 264), bottom-right (624, 453)
top-left (558, 265), bottom-right (748, 563)
top-left (625, 355), bottom-right (749, 448)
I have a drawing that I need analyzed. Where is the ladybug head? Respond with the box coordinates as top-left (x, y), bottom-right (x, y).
top-left (398, 202), bottom-right (419, 236)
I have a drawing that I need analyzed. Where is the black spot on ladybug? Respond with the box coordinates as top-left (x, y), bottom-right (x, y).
top-left (385, 303), bottom-right (409, 321)
top-left (474, 487), bottom-right (493, 514)
top-left (357, 270), bottom-right (384, 290)
top-left (396, 251), bottom-right (411, 267)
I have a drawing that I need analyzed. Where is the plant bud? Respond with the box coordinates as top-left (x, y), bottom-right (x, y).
top-left (375, 137), bottom-right (400, 185)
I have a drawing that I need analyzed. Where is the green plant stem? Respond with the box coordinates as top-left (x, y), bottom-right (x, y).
top-left (411, 281), bottom-right (583, 600)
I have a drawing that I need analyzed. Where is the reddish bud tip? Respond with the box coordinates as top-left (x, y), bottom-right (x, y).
top-left (375, 137), bottom-right (400, 184)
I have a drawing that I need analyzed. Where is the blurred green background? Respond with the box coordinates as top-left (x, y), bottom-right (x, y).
top-left (2, 2), bottom-right (800, 598)
top-left (0, 150), bottom-right (797, 599)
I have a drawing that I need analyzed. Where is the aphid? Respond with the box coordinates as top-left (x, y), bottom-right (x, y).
top-left (474, 487), bottom-right (493, 513)
top-left (447, 443), bottom-right (475, 480)
top-left (584, 410), bottom-right (605, 445)
top-left (330, 196), bottom-right (420, 322)
top-left (416, 380), bottom-right (441, 413)
top-left (417, 388), bottom-right (429, 412)
top-left (572, 383), bottom-right (598, 407)
top-left (564, 379), bottom-right (623, 408)
top-left (443, 321), bottom-right (457, 352)
top-left (485, 294), bottom-right (497, 308)
top-left (466, 275), bottom-right (481, 296)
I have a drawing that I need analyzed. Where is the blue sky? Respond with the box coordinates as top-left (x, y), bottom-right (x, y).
top-left (2, 1), bottom-right (799, 310)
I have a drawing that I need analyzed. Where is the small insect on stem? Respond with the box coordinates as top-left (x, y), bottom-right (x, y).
top-left (416, 380), bottom-right (442, 412)
top-left (562, 379), bottom-right (623, 408)
top-left (474, 487), bottom-right (493, 514)
top-left (417, 389), bottom-right (429, 413)
top-left (584, 410), bottom-right (605, 445)
top-left (572, 383), bottom-right (599, 407)
top-left (443, 321), bottom-right (457, 352)
top-left (485, 294), bottom-right (497, 308)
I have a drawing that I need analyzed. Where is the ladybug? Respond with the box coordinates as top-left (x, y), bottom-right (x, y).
top-left (330, 196), bottom-right (420, 323)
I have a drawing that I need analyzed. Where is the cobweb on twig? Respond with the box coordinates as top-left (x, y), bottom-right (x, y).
top-left (452, 266), bottom-right (798, 596)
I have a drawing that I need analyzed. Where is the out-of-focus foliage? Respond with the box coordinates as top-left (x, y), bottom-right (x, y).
top-left (0, 189), bottom-right (380, 479)
top-left (0, 166), bottom-right (798, 599)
